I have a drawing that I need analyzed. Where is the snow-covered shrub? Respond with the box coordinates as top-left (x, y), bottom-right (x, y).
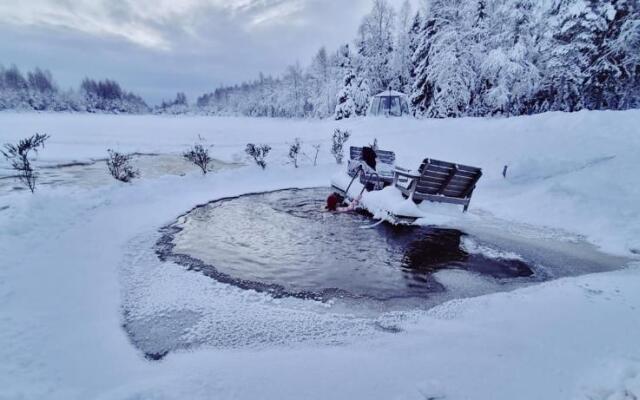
top-left (245, 143), bottom-right (272, 169)
top-left (106, 150), bottom-right (138, 183)
top-left (288, 138), bottom-right (302, 168)
top-left (1, 133), bottom-right (49, 193)
top-left (331, 129), bottom-right (350, 164)
top-left (183, 143), bottom-right (211, 175)
top-left (311, 144), bottom-right (321, 166)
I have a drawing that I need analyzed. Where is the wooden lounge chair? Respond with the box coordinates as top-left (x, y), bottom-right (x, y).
top-left (393, 158), bottom-right (482, 212)
top-left (347, 146), bottom-right (396, 189)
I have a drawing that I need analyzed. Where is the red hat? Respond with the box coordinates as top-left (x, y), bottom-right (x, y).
top-left (326, 193), bottom-right (338, 211)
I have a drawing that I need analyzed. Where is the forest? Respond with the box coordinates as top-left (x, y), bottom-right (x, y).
top-left (1, 0), bottom-right (638, 119)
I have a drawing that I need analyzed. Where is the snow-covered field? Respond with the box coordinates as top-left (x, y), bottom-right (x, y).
top-left (1, 111), bottom-right (639, 399)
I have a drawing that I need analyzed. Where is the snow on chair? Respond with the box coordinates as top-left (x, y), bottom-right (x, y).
top-left (393, 158), bottom-right (482, 212)
top-left (347, 146), bottom-right (396, 191)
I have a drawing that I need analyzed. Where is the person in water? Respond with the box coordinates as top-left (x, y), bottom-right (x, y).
top-left (325, 192), bottom-right (361, 212)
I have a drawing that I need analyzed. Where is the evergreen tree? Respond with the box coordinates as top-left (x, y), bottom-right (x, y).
top-left (584, 0), bottom-right (640, 110)
top-left (335, 44), bottom-right (359, 120)
top-left (407, 11), bottom-right (423, 81)
top-left (355, 77), bottom-right (371, 115)
top-left (478, 0), bottom-right (542, 115)
top-left (412, 0), bottom-right (477, 117)
top-left (335, 69), bottom-right (358, 120)
top-left (410, 13), bottom-right (434, 115)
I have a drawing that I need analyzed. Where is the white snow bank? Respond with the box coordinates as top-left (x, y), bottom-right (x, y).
top-left (1, 110), bottom-right (639, 399)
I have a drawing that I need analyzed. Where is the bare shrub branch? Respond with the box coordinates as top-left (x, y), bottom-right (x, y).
top-left (245, 143), bottom-right (272, 169)
top-left (106, 149), bottom-right (139, 182)
top-left (311, 144), bottom-right (321, 166)
top-left (183, 143), bottom-right (211, 174)
top-left (1, 133), bottom-right (49, 193)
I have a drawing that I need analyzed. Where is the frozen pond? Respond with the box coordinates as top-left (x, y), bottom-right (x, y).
top-left (0, 153), bottom-right (238, 195)
top-left (158, 188), bottom-right (625, 303)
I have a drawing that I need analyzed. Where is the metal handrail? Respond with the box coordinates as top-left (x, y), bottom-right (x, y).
top-left (359, 170), bottom-right (381, 196)
top-left (345, 163), bottom-right (383, 197)
top-left (345, 164), bottom-right (364, 195)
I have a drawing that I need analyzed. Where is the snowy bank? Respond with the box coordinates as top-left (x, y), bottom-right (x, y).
top-left (1, 110), bottom-right (639, 399)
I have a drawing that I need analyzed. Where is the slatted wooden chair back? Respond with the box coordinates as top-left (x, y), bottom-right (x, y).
top-left (415, 158), bottom-right (482, 200)
top-left (349, 146), bottom-right (362, 163)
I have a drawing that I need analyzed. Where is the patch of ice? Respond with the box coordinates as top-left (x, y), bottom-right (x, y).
top-left (460, 236), bottom-right (525, 261)
top-left (432, 269), bottom-right (504, 298)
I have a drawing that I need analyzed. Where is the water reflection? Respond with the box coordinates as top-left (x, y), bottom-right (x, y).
top-left (163, 188), bottom-right (536, 301)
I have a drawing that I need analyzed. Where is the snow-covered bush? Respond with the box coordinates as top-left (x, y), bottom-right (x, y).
top-left (331, 129), bottom-right (350, 164)
top-left (183, 143), bottom-right (211, 175)
top-left (106, 150), bottom-right (138, 183)
top-left (1, 133), bottom-right (49, 193)
top-left (311, 144), bottom-right (321, 166)
top-left (288, 138), bottom-right (302, 168)
top-left (245, 143), bottom-right (272, 169)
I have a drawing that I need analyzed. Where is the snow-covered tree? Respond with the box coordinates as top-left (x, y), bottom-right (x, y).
top-left (1, 0), bottom-right (638, 119)
top-left (334, 44), bottom-right (361, 120)
top-left (409, 13), bottom-right (432, 115)
top-left (583, 1), bottom-right (640, 110)
top-left (356, 0), bottom-right (396, 94)
top-left (308, 47), bottom-right (336, 118)
top-left (390, 0), bottom-right (414, 94)
top-left (335, 69), bottom-right (358, 120)
top-left (406, 10), bottom-right (423, 111)
top-left (354, 77), bottom-right (371, 115)
top-left (412, 0), bottom-right (477, 117)
top-left (282, 62), bottom-right (309, 118)
top-left (477, 0), bottom-right (542, 115)
top-left (80, 78), bottom-right (149, 114)
top-left (155, 92), bottom-right (189, 114)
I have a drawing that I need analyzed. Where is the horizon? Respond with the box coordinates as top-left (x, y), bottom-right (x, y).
top-left (0, 0), bottom-right (420, 104)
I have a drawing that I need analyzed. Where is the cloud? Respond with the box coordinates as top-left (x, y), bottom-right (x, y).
top-left (0, 0), bottom-right (321, 50)
top-left (0, 0), bottom-right (420, 103)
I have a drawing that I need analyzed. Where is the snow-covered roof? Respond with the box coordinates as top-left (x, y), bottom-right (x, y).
top-left (372, 90), bottom-right (407, 97)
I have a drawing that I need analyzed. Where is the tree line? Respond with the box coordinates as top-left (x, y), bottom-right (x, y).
top-left (0, 65), bottom-right (150, 113)
top-left (1, 0), bottom-right (638, 118)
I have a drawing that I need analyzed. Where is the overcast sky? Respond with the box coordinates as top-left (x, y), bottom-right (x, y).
top-left (0, 0), bottom-right (419, 104)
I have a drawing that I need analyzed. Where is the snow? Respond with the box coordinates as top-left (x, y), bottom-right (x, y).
top-left (1, 110), bottom-right (640, 399)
